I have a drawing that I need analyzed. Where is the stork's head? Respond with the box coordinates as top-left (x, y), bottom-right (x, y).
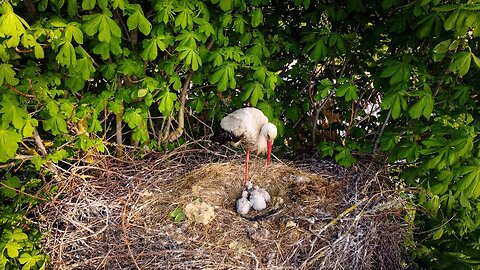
top-left (261, 123), bottom-right (277, 165)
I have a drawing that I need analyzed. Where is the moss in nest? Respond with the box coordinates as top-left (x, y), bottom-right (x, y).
top-left (184, 200), bottom-right (216, 225)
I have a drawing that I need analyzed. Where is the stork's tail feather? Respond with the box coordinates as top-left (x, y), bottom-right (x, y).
top-left (212, 127), bottom-right (242, 144)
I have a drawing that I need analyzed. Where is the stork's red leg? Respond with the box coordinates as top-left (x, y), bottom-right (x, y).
top-left (266, 139), bottom-right (273, 168)
top-left (244, 147), bottom-right (250, 189)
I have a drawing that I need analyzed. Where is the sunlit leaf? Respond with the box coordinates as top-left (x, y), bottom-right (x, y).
top-left (123, 108), bottom-right (143, 128)
top-left (0, 63), bottom-right (19, 85)
top-left (158, 91), bottom-right (177, 116)
top-left (127, 9), bottom-right (152, 35)
top-left (0, 128), bottom-right (21, 162)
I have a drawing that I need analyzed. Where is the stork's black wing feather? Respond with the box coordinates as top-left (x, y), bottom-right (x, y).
top-left (212, 126), bottom-right (242, 144)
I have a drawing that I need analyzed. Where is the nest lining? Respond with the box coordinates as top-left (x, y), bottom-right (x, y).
top-left (34, 146), bottom-right (409, 270)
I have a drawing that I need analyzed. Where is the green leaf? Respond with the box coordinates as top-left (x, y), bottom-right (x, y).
top-left (141, 38), bottom-right (160, 61)
top-left (19, 252), bottom-right (45, 270)
top-left (169, 207), bottom-right (185, 223)
top-left (449, 51), bottom-right (472, 77)
top-left (74, 57), bottom-right (95, 80)
top-left (189, 96), bottom-right (205, 113)
top-left (174, 6), bottom-right (194, 29)
top-left (409, 94), bottom-right (434, 119)
top-left (48, 149), bottom-right (68, 163)
top-left (473, 54), bottom-right (480, 68)
top-left (455, 167), bottom-right (480, 198)
top-left (242, 82), bottom-right (264, 106)
top-left (127, 10), bottom-right (152, 35)
top-left (210, 63), bottom-right (236, 91)
top-left (83, 12), bottom-right (121, 43)
top-left (382, 90), bottom-right (407, 119)
top-left (68, 0), bottom-right (78, 17)
top-left (309, 39), bottom-right (327, 61)
top-left (398, 142), bottom-right (421, 162)
top-left (108, 100), bottom-right (123, 115)
top-left (0, 4), bottom-right (30, 37)
top-left (197, 20), bottom-right (215, 37)
top-left (123, 108), bottom-right (143, 128)
top-left (380, 133), bottom-right (398, 151)
top-left (176, 30), bottom-right (200, 48)
top-left (158, 91), bottom-right (177, 116)
top-left (155, 1), bottom-right (173, 23)
top-left (233, 15), bottom-right (245, 34)
top-left (97, 0), bottom-right (107, 9)
top-left (137, 88), bottom-right (148, 98)
top-left (0, 63), bottom-right (19, 85)
top-left (65, 23), bottom-right (84, 44)
top-left (65, 75), bottom-right (85, 92)
top-left (0, 128), bottom-right (21, 162)
top-left (329, 32), bottom-right (346, 53)
top-left (335, 146), bottom-right (356, 167)
top-left (5, 241), bottom-right (21, 258)
top-left (257, 102), bottom-right (274, 120)
top-left (433, 39), bottom-right (452, 54)
top-left (34, 44), bottom-right (44, 59)
top-left (424, 195), bottom-right (439, 215)
top-left (82, 0), bottom-right (96, 10)
top-left (432, 227), bottom-right (444, 240)
top-left (169, 74), bottom-right (182, 90)
top-left (417, 13), bottom-right (441, 38)
top-left (251, 8), bottom-right (263, 27)
top-left (444, 10), bottom-right (460, 31)
top-left (1, 174), bottom-right (20, 198)
top-left (380, 61), bottom-right (411, 86)
top-left (56, 41), bottom-right (77, 67)
top-left (177, 46), bottom-right (202, 71)
top-left (320, 142), bottom-right (335, 157)
top-left (43, 115), bottom-right (68, 135)
top-left (253, 66), bottom-right (267, 83)
top-left (433, 4), bottom-right (458, 12)
top-left (23, 116), bottom-right (38, 137)
top-left (336, 83), bottom-right (358, 101)
top-left (0, 95), bottom-right (27, 129)
top-left (219, 0), bottom-right (232, 11)
top-left (285, 106), bottom-right (302, 122)
top-left (320, 78), bottom-right (334, 86)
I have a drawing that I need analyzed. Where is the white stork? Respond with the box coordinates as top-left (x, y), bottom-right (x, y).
top-left (215, 107), bottom-right (278, 188)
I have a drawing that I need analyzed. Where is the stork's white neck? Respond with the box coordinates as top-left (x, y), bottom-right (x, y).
top-left (252, 123), bottom-right (277, 155)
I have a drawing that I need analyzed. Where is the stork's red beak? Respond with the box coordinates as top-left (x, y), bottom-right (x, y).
top-left (267, 139), bottom-right (273, 165)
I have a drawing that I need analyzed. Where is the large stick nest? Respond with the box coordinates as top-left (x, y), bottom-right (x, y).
top-left (34, 144), bottom-right (409, 269)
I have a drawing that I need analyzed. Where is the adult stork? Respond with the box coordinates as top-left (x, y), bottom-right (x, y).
top-left (214, 107), bottom-right (278, 188)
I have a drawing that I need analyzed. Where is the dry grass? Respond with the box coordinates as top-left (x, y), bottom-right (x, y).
top-left (34, 144), bottom-right (409, 269)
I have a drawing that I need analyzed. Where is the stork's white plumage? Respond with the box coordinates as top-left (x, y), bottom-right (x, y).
top-left (215, 107), bottom-right (278, 189)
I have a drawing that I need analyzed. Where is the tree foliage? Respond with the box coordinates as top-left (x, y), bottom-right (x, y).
top-left (0, 0), bottom-right (480, 268)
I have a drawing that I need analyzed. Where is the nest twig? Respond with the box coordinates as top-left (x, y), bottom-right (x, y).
top-left (33, 145), bottom-right (410, 269)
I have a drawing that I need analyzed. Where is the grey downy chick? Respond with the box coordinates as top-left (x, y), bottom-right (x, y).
top-left (249, 188), bottom-right (267, 211)
top-left (236, 190), bottom-right (251, 215)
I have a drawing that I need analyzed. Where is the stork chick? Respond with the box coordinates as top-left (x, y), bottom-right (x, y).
top-left (255, 185), bottom-right (271, 203)
top-left (249, 189), bottom-right (267, 211)
top-left (236, 190), bottom-right (251, 215)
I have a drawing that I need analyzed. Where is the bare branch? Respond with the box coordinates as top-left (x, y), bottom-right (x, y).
top-left (373, 109), bottom-right (392, 154)
top-left (33, 127), bottom-right (48, 157)
top-left (3, 82), bottom-right (36, 98)
top-left (166, 39), bottom-right (215, 142)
